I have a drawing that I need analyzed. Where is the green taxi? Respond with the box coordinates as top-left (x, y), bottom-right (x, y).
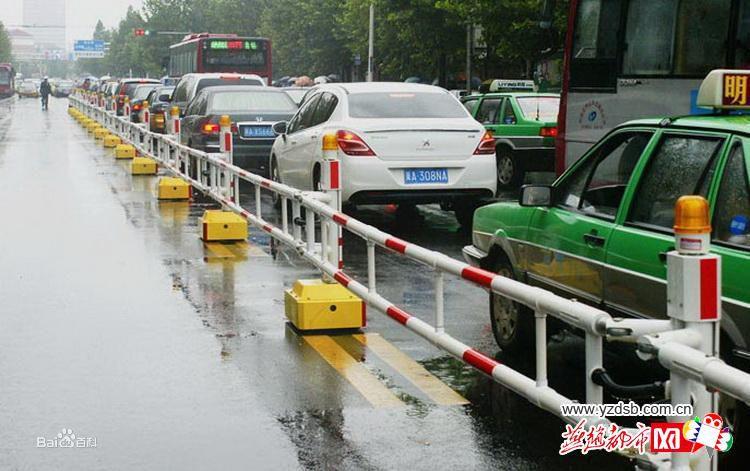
top-left (463, 70), bottom-right (750, 372)
top-left (461, 80), bottom-right (559, 189)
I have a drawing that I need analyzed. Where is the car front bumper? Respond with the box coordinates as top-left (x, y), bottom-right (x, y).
top-left (462, 245), bottom-right (487, 267)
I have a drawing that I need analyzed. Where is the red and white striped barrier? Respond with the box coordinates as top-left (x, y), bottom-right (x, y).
top-left (70, 93), bottom-right (750, 471)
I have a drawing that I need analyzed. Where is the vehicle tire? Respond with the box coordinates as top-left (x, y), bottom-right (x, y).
top-left (489, 255), bottom-right (534, 353)
top-left (453, 202), bottom-right (477, 228)
top-left (496, 147), bottom-right (524, 190)
top-left (719, 337), bottom-right (748, 470)
top-left (312, 164), bottom-right (321, 191)
top-left (270, 156), bottom-right (282, 208)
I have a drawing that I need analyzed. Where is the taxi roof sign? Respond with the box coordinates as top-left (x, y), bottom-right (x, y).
top-left (697, 69), bottom-right (750, 109)
top-left (488, 79), bottom-right (536, 93)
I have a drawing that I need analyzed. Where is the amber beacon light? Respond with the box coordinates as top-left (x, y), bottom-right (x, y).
top-left (673, 195), bottom-right (711, 255)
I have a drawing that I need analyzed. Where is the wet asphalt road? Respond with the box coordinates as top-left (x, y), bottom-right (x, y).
top-left (0, 97), bottom-right (630, 470)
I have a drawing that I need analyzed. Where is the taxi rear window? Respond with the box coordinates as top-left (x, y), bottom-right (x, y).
top-left (516, 97), bottom-right (560, 122)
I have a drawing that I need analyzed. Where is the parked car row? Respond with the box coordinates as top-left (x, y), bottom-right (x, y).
top-left (78, 73), bottom-right (566, 226)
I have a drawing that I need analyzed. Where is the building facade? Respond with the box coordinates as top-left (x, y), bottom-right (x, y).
top-left (22, 0), bottom-right (66, 57)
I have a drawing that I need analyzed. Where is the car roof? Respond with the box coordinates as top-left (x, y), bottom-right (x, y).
top-left (184, 73), bottom-right (264, 80)
top-left (622, 114), bottom-right (750, 135)
top-left (322, 82), bottom-right (453, 94)
top-left (120, 78), bottom-right (160, 83)
top-left (197, 85), bottom-right (282, 95)
top-left (464, 92), bottom-right (560, 99)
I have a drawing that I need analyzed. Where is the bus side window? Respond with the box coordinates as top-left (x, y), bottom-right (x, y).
top-left (569, 0), bottom-right (623, 91)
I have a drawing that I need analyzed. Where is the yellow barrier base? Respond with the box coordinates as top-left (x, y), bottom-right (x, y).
top-left (115, 144), bottom-right (136, 159)
top-left (284, 279), bottom-right (365, 331)
top-left (93, 128), bottom-right (108, 140)
top-left (200, 210), bottom-right (247, 241)
top-left (86, 122), bottom-right (100, 133)
top-left (158, 177), bottom-right (191, 200)
top-left (103, 135), bottom-right (121, 148)
top-left (131, 157), bottom-right (158, 175)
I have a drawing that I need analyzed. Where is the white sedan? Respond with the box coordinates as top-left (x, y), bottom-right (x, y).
top-left (269, 82), bottom-right (497, 225)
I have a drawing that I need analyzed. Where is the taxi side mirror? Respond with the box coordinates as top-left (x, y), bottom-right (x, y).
top-left (520, 184), bottom-right (552, 207)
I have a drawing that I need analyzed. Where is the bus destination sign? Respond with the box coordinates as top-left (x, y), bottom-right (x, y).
top-left (210, 40), bottom-right (258, 50)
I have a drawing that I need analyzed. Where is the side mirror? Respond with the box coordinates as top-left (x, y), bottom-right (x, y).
top-left (520, 184), bottom-right (552, 207)
top-left (273, 121), bottom-right (288, 135)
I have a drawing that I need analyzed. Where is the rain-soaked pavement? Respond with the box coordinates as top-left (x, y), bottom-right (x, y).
top-left (0, 96), bottom-right (630, 470)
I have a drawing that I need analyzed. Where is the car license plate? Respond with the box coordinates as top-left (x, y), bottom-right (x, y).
top-left (404, 168), bottom-right (449, 184)
top-left (241, 125), bottom-right (275, 138)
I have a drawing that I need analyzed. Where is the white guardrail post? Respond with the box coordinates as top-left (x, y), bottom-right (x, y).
top-left (321, 133), bottom-right (343, 273)
top-left (219, 114), bottom-right (234, 202)
top-left (666, 196), bottom-right (718, 471)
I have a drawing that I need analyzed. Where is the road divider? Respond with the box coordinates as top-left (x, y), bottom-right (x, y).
top-left (70, 93), bottom-right (750, 470)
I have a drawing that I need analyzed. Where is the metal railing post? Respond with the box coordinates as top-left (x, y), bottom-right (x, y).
top-left (535, 311), bottom-right (548, 388)
top-left (321, 133), bottom-right (342, 274)
top-left (665, 196), bottom-right (719, 471)
top-left (219, 115), bottom-right (233, 201)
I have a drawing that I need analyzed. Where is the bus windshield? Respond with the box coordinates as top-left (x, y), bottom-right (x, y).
top-left (203, 49), bottom-right (266, 72)
top-left (0, 69), bottom-right (10, 85)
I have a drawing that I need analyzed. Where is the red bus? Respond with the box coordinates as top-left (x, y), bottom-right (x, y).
top-left (557, 0), bottom-right (743, 174)
top-left (0, 63), bottom-right (15, 98)
top-left (169, 33), bottom-right (272, 84)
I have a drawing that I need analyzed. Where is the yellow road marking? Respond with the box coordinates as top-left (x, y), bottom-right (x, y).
top-left (204, 242), bottom-right (237, 259)
top-left (304, 335), bottom-right (404, 408)
top-left (354, 333), bottom-right (469, 406)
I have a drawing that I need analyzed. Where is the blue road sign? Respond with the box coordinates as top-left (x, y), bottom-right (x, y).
top-left (74, 40), bottom-right (105, 52)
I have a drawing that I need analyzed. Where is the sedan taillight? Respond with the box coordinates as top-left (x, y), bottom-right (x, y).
top-left (473, 131), bottom-right (495, 155)
top-left (336, 130), bottom-right (376, 156)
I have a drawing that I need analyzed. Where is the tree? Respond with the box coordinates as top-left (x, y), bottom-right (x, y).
top-left (0, 21), bottom-right (12, 63)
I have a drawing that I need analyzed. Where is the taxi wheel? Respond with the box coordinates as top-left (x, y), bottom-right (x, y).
top-left (489, 257), bottom-right (533, 353)
top-left (496, 148), bottom-right (523, 189)
top-left (719, 338), bottom-right (747, 470)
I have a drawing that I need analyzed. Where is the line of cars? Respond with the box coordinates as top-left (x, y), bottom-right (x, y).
top-left (83, 73), bottom-right (562, 226)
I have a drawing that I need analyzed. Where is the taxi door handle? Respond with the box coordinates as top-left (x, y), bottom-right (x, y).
top-left (583, 233), bottom-right (605, 247)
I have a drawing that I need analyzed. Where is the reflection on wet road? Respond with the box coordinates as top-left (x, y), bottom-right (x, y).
top-left (0, 97), bottom-right (629, 470)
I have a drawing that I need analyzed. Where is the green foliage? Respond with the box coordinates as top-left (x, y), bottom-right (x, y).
top-left (0, 21), bottom-right (12, 63)
top-left (80, 0), bottom-right (568, 81)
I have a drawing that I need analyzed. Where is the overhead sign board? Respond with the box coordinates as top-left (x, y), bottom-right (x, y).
top-left (74, 40), bottom-right (105, 59)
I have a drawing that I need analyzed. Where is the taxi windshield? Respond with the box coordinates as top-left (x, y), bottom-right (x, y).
top-left (516, 96), bottom-right (560, 122)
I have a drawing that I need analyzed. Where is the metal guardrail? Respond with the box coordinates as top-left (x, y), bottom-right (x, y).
top-left (71, 92), bottom-right (750, 470)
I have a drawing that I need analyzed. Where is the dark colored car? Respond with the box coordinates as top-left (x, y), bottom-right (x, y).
top-left (144, 86), bottom-right (175, 133)
top-left (113, 78), bottom-right (160, 116)
top-left (170, 73), bottom-right (265, 118)
top-left (180, 85), bottom-right (298, 176)
top-left (129, 84), bottom-right (160, 123)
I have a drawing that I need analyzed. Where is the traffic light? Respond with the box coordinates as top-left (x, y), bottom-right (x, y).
top-left (133, 28), bottom-right (150, 37)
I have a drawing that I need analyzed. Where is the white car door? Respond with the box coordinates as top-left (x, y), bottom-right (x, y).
top-left (279, 93), bottom-right (322, 189)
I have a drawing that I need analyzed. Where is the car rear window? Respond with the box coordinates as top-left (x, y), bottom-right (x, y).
top-left (133, 85), bottom-right (158, 100)
top-left (208, 91), bottom-right (296, 113)
top-left (195, 78), bottom-right (263, 95)
top-left (347, 92), bottom-right (467, 118)
top-left (123, 82), bottom-right (158, 97)
top-left (516, 96), bottom-right (560, 122)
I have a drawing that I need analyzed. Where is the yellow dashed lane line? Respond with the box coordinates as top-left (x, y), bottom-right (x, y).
top-left (354, 333), bottom-right (468, 406)
top-left (304, 335), bottom-right (404, 408)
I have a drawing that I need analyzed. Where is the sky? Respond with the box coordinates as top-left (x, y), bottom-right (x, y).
top-left (0, 0), bottom-right (144, 50)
